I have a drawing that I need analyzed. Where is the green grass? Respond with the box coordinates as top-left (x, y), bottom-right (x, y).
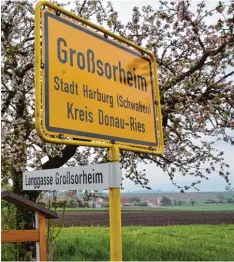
top-left (54, 225), bottom-right (234, 261)
top-left (163, 203), bottom-right (234, 211)
top-left (55, 203), bottom-right (234, 212)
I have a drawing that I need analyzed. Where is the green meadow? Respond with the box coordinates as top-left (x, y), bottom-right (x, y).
top-left (55, 202), bottom-right (234, 212)
top-left (53, 225), bottom-right (234, 261)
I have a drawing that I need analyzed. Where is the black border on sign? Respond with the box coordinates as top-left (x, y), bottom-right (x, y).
top-left (44, 11), bottom-right (158, 147)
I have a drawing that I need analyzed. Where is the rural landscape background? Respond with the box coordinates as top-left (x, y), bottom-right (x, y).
top-left (1, 0), bottom-right (234, 261)
top-left (2, 189), bottom-right (234, 260)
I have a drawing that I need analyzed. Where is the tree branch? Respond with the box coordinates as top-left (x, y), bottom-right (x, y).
top-left (42, 145), bottom-right (78, 169)
top-left (79, 0), bottom-right (87, 15)
top-left (164, 40), bottom-right (232, 91)
top-left (17, 62), bottom-right (34, 77)
top-left (1, 90), bottom-right (16, 116)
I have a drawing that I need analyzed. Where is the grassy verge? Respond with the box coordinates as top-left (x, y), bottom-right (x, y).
top-left (54, 225), bottom-right (234, 261)
top-left (55, 203), bottom-right (234, 212)
top-left (161, 203), bottom-right (234, 211)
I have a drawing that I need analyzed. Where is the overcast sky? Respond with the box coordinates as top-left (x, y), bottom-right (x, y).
top-left (109, 0), bottom-right (234, 192)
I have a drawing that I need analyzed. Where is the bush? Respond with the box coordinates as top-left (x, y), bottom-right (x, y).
top-left (217, 194), bottom-right (225, 202)
top-left (226, 198), bottom-right (234, 203)
top-left (78, 201), bottom-right (86, 208)
top-left (1, 200), bottom-right (8, 209)
top-left (37, 201), bottom-right (47, 207)
top-left (161, 196), bottom-right (172, 206)
top-left (51, 200), bottom-right (67, 209)
top-left (101, 202), bottom-right (109, 208)
top-left (173, 200), bottom-right (183, 206)
top-left (66, 200), bottom-right (79, 208)
top-left (138, 201), bottom-right (148, 207)
top-left (129, 197), bottom-right (141, 203)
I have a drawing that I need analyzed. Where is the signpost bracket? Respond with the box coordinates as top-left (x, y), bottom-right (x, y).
top-left (109, 162), bottom-right (122, 188)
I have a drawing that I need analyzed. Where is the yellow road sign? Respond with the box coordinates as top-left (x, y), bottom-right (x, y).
top-left (36, 1), bottom-right (164, 154)
top-left (35, 3), bottom-right (164, 262)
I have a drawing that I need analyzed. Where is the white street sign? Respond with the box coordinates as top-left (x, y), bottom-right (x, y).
top-left (23, 163), bottom-right (121, 191)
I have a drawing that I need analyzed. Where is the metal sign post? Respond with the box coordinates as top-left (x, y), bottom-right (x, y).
top-left (109, 145), bottom-right (122, 261)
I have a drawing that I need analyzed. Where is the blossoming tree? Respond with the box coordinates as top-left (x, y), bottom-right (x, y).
top-left (1, 0), bottom-right (233, 241)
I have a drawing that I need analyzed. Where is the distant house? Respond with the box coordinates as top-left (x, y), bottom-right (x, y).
top-left (121, 197), bottom-right (130, 207)
top-left (149, 198), bottom-right (161, 206)
top-left (93, 197), bottom-right (103, 208)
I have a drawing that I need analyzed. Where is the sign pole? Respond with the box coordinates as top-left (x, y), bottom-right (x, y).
top-left (109, 145), bottom-right (122, 261)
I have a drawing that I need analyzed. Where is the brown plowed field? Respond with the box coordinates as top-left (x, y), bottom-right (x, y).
top-left (54, 210), bottom-right (234, 227)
